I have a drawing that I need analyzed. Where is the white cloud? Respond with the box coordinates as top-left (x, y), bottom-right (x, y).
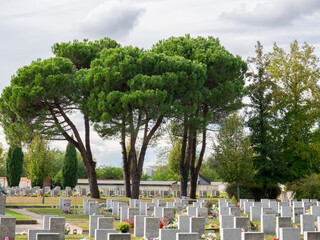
top-left (221, 0), bottom-right (320, 27)
top-left (79, 0), bottom-right (145, 39)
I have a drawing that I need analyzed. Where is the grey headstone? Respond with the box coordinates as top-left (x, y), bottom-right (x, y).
top-left (280, 206), bottom-right (291, 217)
top-left (280, 227), bottom-right (300, 240)
top-left (261, 214), bottom-right (275, 235)
top-left (159, 229), bottom-right (180, 240)
top-left (0, 216), bottom-right (16, 240)
top-left (43, 215), bottom-right (59, 230)
top-left (0, 195), bottom-right (6, 215)
top-left (276, 216), bottom-right (291, 238)
top-left (300, 214), bottom-right (315, 234)
top-left (221, 228), bottom-right (241, 240)
top-left (250, 206), bottom-right (261, 221)
top-left (178, 215), bottom-right (191, 232)
top-left (176, 232), bottom-right (199, 240)
top-left (134, 215), bottom-right (147, 237)
top-left (144, 217), bottom-right (160, 240)
top-left (234, 217), bottom-right (249, 231)
top-left (304, 231), bottom-right (320, 240)
top-left (89, 215), bottom-right (103, 237)
top-left (220, 215), bottom-right (235, 229)
top-left (107, 233), bottom-right (131, 240)
top-left (189, 217), bottom-right (205, 238)
top-left (36, 233), bottom-right (60, 240)
top-left (28, 230), bottom-right (51, 240)
top-left (89, 202), bottom-right (99, 215)
top-left (241, 232), bottom-right (264, 240)
top-left (48, 217), bottom-right (65, 240)
top-left (95, 229), bottom-right (117, 240)
top-left (293, 207), bottom-right (304, 223)
top-left (98, 217), bottom-right (113, 229)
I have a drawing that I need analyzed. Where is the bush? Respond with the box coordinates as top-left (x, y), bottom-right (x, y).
top-left (117, 222), bottom-right (130, 233)
top-left (205, 200), bottom-right (213, 214)
top-left (287, 174), bottom-right (320, 200)
top-left (226, 183), bottom-right (253, 200)
top-left (226, 183), bottom-right (281, 201)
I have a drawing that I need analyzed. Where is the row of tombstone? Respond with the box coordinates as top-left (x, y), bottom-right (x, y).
top-left (218, 198), bottom-right (320, 240)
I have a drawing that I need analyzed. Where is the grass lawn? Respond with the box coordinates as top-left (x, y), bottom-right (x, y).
top-left (26, 208), bottom-right (89, 222)
top-left (5, 209), bottom-right (33, 220)
top-left (6, 196), bottom-right (221, 206)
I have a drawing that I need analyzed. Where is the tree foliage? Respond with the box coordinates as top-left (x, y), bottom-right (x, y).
top-left (96, 166), bottom-right (123, 179)
top-left (266, 40), bottom-right (320, 180)
top-left (24, 135), bottom-right (54, 187)
top-left (246, 41), bottom-right (288, 185)
top-left (213, 112), bottom-right (254, 199)
top-left (0, 143), bottom-right (7, 177)
top-left (6, 146), bottom-right (24, 187)
top-left (153, 35), bottom-right (247, 198)
top-left (84, 45), bottom-right (206, 198)
top-left (62, 141), bottom-right (78, 188)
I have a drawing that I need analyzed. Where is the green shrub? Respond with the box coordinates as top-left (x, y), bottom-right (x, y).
top-left (226, 183), bottom-right (253, 199)
top-left (205, 200), bottom-right (213, 214)
top-left (266, 184), bottom-right (281, 199)
top-left (226, 183), bottom-right (281, 201)
top-left (117, 222), bottom-right (130, 233)
top-left (249, 184), bottom-right (264, 201)
top-left (230, 196), bottom-right (237, 203)
top-left (287, 174), bottom-right (320, 200)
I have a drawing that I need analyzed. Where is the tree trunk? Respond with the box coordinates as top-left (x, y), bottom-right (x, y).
top-left (179, 116), bottom-right (189, 197)
top-left (52, 105), bottom-right (100, 198)
top-left (121, 121), bottom-right (131, 198)
top-left (189, 127), bottom-right (197, 199)
top-left (190, 107), bottom-right (208, 199)
top-left (42, 179), bottom-right (45, 204)
top-left (131, 116), bottom-right (163, 199)
top-left (237, 182), bottom-right (240, 201)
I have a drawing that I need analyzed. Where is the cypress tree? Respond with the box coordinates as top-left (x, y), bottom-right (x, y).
top-left (6, 146), bottom-right (24, 187)
top-left (62, 141), bottom-right (78, 188)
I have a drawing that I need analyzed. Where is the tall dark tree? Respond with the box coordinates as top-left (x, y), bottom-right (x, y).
top-left (153, 35), bottom-right (247, 198)
top-left (62, 141), bottom-right (78, 188)
top-left (6, 146), bottom-right (24, 187)
top-left (246, 42), bottom-right (288, 191)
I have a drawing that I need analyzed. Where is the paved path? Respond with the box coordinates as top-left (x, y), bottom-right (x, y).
top-left (8, 208), bottom-right (83, 235)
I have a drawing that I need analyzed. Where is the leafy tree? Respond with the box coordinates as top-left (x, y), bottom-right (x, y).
top-left (152, 165), bottom-right (180, 181)
top-left (199, 158), bottom-right (221, 182)
top-left (53, 169), bottom-right (62, 187)
top-left (0, 38), bottom-right (119, 198)
top-left (52, 149), bottom-right (64, 177)
top-left (6, 146), bottom-right (24, 187)
top-left (96, 166), bottom-right (123, 179)
top-left (153, 35), bottom-right (247, 198)
top-left (84, 46), bottom-right (205, 199)
top-left (62, 141), bottom-right (78, 188)
top-left (246, 42), bottom-right (288, 191)
top-left (213, 112), bottom-right (254, 200)
top-left (0, 143), bottom-right (7, 177)
top-left (266, 40), bottom-right (320, 180)
top-left (77, 152), bottom-right (88, 179)
top-left (24, 135), bottom-right (54, 203)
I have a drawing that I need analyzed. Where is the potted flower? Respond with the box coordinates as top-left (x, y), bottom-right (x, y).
top-left (117, 222), bottom-right (130, 233)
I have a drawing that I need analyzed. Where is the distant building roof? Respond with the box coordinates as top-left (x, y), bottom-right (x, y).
top-left (77, 179), bottom-right (177, 186)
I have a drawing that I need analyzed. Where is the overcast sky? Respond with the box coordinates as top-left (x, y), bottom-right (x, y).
top-left (0, 0), bottom-right (320, 167)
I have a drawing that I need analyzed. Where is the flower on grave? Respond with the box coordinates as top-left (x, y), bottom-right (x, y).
top-left (201, 234), bottom-right (206, 239)
top-left (5, 237), bottom-right (9, 240)
top-left (65, 225), bottom-right (71, 235)
top-left (241, 228), bottom-right (245, 232)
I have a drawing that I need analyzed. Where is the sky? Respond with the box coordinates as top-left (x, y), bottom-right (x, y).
top-left (0, 0), bottom-right (320, 168)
